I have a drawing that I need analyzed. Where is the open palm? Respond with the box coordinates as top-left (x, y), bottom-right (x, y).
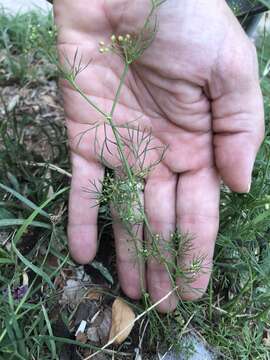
top-left (54, 0), bottom-right (264, 312)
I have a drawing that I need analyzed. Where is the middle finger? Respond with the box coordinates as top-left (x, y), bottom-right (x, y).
top-left (144, 164), bottom-right (178, 313)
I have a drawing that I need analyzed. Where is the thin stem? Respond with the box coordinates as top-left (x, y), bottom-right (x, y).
top-left (109, 63), bottom-right (156, 238)
top-left (107, 61), bottom-right (155, 291)
top-left (107, 114), bottom-right (133, 180)
top-left (107, 67), bottom-right (148, 291)
top-left (259, 144), bottom-right (270, 196)
top-left (70, 79), bottom-right (109, 119)
top-left (106, 62), bottom-right (133, 180)
top-left (110, 62), bottom-right (129, 118)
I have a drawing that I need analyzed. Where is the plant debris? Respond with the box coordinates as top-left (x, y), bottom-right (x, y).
top-left (109, 297), bottom-right (135, 345)
top-left (87, 307), bottom-right (112, 345)
top-left (60, 279), bottom-right (86, 307)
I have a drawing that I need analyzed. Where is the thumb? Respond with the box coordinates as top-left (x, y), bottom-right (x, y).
top-left (210, 40), bottom-right (264, 193)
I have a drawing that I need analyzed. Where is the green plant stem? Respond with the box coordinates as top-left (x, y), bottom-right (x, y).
top-left (109, 71), bottom-right (179, 294)
top-left (259, 144), bottom-right (270, 196)
top-left (110, 62), bottom-right (129, 118)
top-left (107, 62), bottom-right (155, 292)
top-left (108, 64), bottom-right (155, 237)
top-left (107, 62), bottom-right (168, 288)
top-left (70, 79), bottom-right (109, 119)
top-left (106, 63), bottom-right (134, 181)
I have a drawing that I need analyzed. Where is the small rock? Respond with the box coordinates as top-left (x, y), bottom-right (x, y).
top-left (159, 334), bottom-right (215, 360)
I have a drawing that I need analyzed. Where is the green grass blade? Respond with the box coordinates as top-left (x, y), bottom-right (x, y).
top-left (41, 305), bottom-right (57, 359)
top-left (12, 187), bottom-right (69, 288)
top-left (13, 187), bottom-right (68, 244)
top-left (7, 287), bottom-right (27, 358)
top-left (0, 258), bottom-right (14, 265)
top-left (12, 241), bottom-right (54, 289)
top-left (0, 182), bottom-right (50, 219)
top-left (259, 0), bottom-right (270, 9)
top-left (0, 219), bottom-right (51, 229)
top-left (91, 260), bottom-right (114, 284)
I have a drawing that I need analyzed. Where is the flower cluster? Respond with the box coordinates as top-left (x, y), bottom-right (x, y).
top-left (99, 27), bottom-right (156, 65)
top-left (97, 173), bottom-right (145, 225)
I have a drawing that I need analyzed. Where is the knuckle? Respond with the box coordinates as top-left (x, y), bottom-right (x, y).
top-left (221, 41), bottom-right (257, 83)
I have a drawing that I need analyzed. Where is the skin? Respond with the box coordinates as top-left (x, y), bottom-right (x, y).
top-left (54, 0), bottom-right (264, 312)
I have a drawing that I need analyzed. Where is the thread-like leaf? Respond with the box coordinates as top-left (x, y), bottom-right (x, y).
top-left (0, 182), bottom-right (50, 219)
top-left (0, 219), bottom-right (51, 229)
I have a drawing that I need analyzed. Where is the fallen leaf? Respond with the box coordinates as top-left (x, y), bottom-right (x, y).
top-left (87, 327), bottom-right (100, 344)
top-left (85, 289), bottom-right (103, 301)
top-left (40, 94), bottom-right (56, 108)
top-left (60, 279), bottom-right (85, 307)
top-left (87, 308), bottom-right (112, 346)
top-left (74, 301), bottom-right (99, 328)
top-left (7, 95), bottom-right (20, 112)
top-left (109, 297), bottom-right (135, 345)
top-left (76, 331), bottom-right (88, 344)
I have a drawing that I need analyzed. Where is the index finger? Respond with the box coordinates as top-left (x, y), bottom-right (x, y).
top-left (68, 153), bottom-right (104, 264)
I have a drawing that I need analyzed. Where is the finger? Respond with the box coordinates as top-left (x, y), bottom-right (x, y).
top-left (145, 165), bottom-right (178, 313)
top-left (211, 40), bottom-right (264, 193)
top-left (68, 153), bottom-right (104, 264)
top-left (112, 189), bottom-right (145, 300)
top-left (176, 167), bottom-right (220, 300)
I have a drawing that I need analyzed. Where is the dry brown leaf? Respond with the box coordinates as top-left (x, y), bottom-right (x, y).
top-left (85, 289), bottom-right (103, 301)
top-left (109, 297), bottom-right (135, 345)
top-left (87, 327), bottom-right (100, 344)
top-left (40, 94), bottom-right (57, 108)
top-left (87, 308), bottom-right (112, 345)
top-left (59, 279), bottom-right (85, 307)
top-left (76, 331), bottom-right (88, 344)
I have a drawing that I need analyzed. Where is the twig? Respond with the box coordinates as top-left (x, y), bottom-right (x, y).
top-left (24, 161), bottom-right (72, 178)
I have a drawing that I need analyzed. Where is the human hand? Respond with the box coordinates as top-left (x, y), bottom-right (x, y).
top-left (54, 0), bottom-right (264, 312)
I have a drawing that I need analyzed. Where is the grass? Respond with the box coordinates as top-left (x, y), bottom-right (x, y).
top-left (0, 10), bottom-right (56, 85)
top-left (0, 5), bottom-right (270, 360)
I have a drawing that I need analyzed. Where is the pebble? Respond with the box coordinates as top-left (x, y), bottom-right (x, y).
top-left (159, 334), bottom-right (215, 360)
